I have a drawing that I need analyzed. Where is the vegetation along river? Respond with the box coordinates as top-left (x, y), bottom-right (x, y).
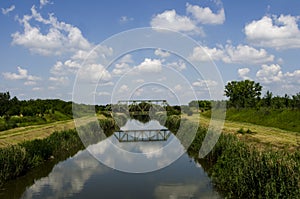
top-left (0, 119), bottom-right (221, 199)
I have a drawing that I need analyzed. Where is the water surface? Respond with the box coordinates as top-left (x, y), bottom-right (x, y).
top-left (0, 119), bottom-right (221, 199)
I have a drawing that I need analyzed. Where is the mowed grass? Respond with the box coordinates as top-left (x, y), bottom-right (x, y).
top-left (0, 115), bottom-right (106, 148)
top-left (202, 108), bottom-right (300, 132)
top-left (183, 112), bottom-right (299, 151)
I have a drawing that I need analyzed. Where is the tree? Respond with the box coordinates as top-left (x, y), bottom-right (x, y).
top-left (263, 90), bottom-right (273, 107)
top-left (225, 80), bottom-right (262, 108)
top-left (0, 92), bottom-right (11, 116)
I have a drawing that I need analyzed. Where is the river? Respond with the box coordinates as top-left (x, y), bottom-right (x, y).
top-left (0, 119), bottom-right (221, 199)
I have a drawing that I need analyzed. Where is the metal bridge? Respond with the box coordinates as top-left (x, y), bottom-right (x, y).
top-left (113, 129), bottom-right (171, 142)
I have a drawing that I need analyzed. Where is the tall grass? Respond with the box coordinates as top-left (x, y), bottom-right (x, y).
top-left (164, 116), bottom-right (300, 198)
top-left (0, 118), bottom-right (118, 187)
top-left (190, 129), bottom-right (300, 198)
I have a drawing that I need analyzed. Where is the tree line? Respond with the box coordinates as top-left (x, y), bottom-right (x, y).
top-left (190, 80), bottom-right (299, 110)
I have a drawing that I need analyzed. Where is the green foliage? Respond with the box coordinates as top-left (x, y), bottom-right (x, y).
top-left (0, 91), bottom-right (10, 117)
top-left (186, 126), bottom-right (300, 198)
top-left (0, 117), bottom-right (117, 187)
top-left (203, 108), bottom-right (300, 132)
top-left (188, 100), bottom-right (212, 111)
top-left (225, 80), bottom-right (262, 108)
top-left (0, 129), bottom-right (84, 187)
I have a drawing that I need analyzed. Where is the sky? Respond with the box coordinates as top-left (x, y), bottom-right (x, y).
top-left (1, 0), bottom-right (300, 104)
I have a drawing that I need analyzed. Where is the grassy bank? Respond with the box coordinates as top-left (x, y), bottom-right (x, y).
top-left (165, 115), bottom-right (300, 198)
top-left (0, 117), bottom-right (117, 187)
top-left (202, 108), bottom-right (300, 132)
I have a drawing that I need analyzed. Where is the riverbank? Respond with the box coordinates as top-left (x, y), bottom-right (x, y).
top-left (0, 117), bottom-right (117, 187)
top-left (183, 113), bottom-right (299, 151)
top-left (168, 114), bottom-right (300, 198)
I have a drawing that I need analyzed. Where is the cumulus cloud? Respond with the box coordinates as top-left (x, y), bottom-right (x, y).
top-left (150, 9), bottom-right (203, 35)
top-left (112, 54), bottom-right (133, 76)
top-left (166, 59), bottom-right (186, 71)
top-left (256, 64), bottom-right (283, 84)
top-left (150, 3), bottom-right (225, 35)
top-left (244, 14), bottom-right (300, 49)
top-left (3, 67), bottom-right (41, 83)
top-left (189, 46), bottom-right (225, 62)
top-left (238, 68), bottom-right (251, 80)
top-left (136, 58), bottom-right (162, 73)
top-left (189, 44), bottom-right (274, 64)
top-left (223, 44), bottom-right (274, 64)
top-left (1, 5), bottom-right (15, 15)
top-left (12, 6), bottom-right (92, 56)
top-left (255, 64), bottom-right (300, 94)
top-left (186, 3), bottom-right (225, 24)
top-left (77, 64), bottom-right (111, 83)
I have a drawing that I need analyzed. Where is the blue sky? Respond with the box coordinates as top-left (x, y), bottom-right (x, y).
top-left (1, 0), bottom-right (300, 104)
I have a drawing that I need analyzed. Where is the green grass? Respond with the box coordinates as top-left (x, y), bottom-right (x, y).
top-left (162, 115), bottom-right (300, 198)
top-left (202, 108), bottom-right (300, 132)
top-left (0, 111), bottom-right (72, 131)
top-left (0, 117), bottom-right (118, 187)
top-left (187, 127), bottom-right (300, 198)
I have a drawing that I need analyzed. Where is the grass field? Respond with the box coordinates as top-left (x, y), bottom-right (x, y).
top-left (183, 112), bottom-right (299, 151)
top-left (202, 108), bottom-right (300, 132)
top-left (0, 115), bottom-right (105, 148)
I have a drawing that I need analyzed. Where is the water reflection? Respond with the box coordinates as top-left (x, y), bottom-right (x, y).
top-left (18, 149), bottom-right (220, 199)
top-left (1, 119), bottom-right (221, 199)
top-left (87, 119), bottom-right (185, 173)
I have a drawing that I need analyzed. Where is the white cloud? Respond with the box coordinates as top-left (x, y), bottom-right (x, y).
top-left (186, 3), bottom-right (225, 25)
top-left (97, 92), bottom-right (111, 96)
top-left (24, 81), bottom-right (37, 86)
top-left (255, 64), bottom-right (300, 94)
top-left (223, 44), bottom-right (274, 64)
top-left (32, 87), bottom-right (43, 91)
top-left (192, 80), bottom-right (218, 88)
top-left (238, 68), bottom-right (251, 80)
top-left (119, 16), bottom-right (133, 23)
top-left (3, 66), bottom-right (41, 82)
top-left (77, 64), bottom-right (111, 83)
top-left (40, 0), bottom-right (51, 8)
top-left (50, 60), bottom-right (81, 76)
top-left (49, 76), bottom-right (69, 84)
top-left (256, 64), bottom-right (283, 84)
top-left (154, 48), bottom-right (170, 58)
top-left (12, 6), bottom-right (92, 56)
top-left (189, 44), bottom-right (274, 64)
top-left (245, 15), bottom-right (300, 49)
top-left (136, 58), bottom-right (162, 73)
top-left (166, 60), bottom-right (186, 71)
top-left (150, 10), bottom-right (204, 35)
top-left (118, 85), bottom-right (129, 93)
top-left (112, 62), bottom-right (131, 76)
top-left (112, 54), bottom-right (133, 76)
top-left (1, 5), bottom-right (15, 15)
top-left (189, 46), bottom-right (224, 62)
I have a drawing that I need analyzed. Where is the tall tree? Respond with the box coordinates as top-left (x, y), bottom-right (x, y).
top-left (225, 80), bottom-right (262, 108)
top-left (0, 92), bottom-right (11, 116)
top-left (263, 90), bottom-right (273, 107)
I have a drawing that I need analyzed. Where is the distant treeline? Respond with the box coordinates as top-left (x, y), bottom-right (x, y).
top-left (0, 92), bottom-right (112, 118)
top-left (189, 80), bottom-right (300, 110)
